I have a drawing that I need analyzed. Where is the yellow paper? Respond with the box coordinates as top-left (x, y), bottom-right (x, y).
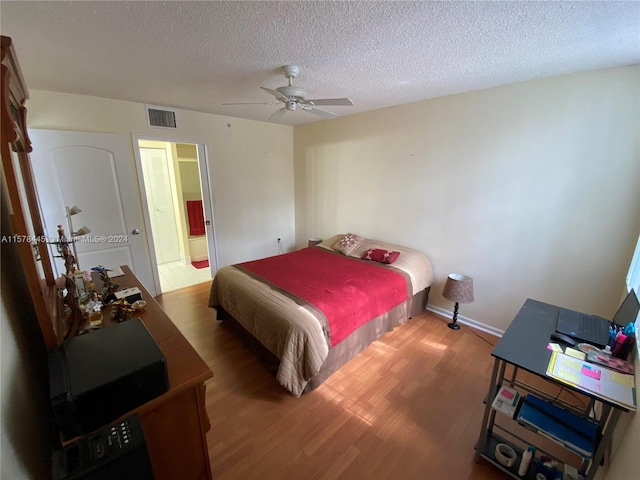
top-left (610, 371), bottom-right (635, 387)
top-left (547, 343), bottom-right (563, 352)
top-left (564, 347), bottom-right (586, 360)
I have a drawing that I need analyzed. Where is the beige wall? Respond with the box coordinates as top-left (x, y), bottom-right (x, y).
top-left (294, 66), bottom-right (640, 333)
top-left (27, 91), bottom-right (295, 267)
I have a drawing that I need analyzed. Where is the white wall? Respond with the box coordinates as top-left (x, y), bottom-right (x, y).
top-left (294, 66), bottom-right (640, 333)
top-left (26, 91), bottom-right (295, 267)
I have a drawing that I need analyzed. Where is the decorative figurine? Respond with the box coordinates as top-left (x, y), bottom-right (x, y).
top-left (91, 265), bottom-right (119, 302)
top-left (63, 275), bottom-right (84, 338)
top-left (53, 225), bottom-right (78, 275)
top-left (112, 299), bottom-right (135, 323)
top-left (85, 291), bottom-right (104, 326)
top-left (61, 244), bottom-right (77, 275)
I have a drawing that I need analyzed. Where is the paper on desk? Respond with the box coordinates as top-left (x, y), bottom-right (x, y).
top-left (565, 347), bottom-right (586, 360)
top-left (547, 343), bottom-right (563, 352)
top-left (610, 371), bottom-right (635, 387)
top-left (107, 266), bottom-right (124, 277)
top-left (546, 352), bottom-right (636, 411)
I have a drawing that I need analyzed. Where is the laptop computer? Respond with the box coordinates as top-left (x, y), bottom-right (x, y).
top-left (556, 289), bottom-right (639, 347)
top-left (612, 288), bottom-right (640, 326)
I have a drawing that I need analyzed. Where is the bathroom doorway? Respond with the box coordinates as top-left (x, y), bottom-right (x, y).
top-left (133, 138), bottom-right (217, 293)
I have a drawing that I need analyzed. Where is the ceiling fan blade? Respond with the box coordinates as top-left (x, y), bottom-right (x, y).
top-left (223, 101), bottom-right (280, 106)
top-left (302, 105), bottom-right (338, 119)
top-left (261, 87), bottom-right (288, 103)
top-left (305, 98), bottom-right (354, 106)
top-left (268, 107), bottom-right (288, 122)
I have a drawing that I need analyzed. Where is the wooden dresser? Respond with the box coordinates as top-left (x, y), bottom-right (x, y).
top-left (87, 266), bottom-right (214, 480)
top-left (2, 35), bottom-right (213, 479)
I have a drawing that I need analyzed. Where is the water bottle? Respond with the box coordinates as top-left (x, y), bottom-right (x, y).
top-left (518, 446), bottom-right (536, 476)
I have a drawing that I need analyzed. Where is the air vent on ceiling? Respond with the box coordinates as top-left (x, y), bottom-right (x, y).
top-left (145, 105), bottom-right (177, 129)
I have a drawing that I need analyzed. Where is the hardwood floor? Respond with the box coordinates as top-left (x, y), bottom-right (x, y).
top-left (156, 282), bottom-right (515, 480)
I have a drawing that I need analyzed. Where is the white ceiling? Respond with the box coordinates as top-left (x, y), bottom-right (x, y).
top-left (1, 1), bottom-right (638, 126)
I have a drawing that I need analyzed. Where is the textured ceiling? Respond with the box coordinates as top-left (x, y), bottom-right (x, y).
top-left (1, 1), bottom-right (639, 126)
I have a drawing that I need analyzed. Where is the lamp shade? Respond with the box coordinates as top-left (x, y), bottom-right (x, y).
top-left (67, 205), bottom-right (82, 216)
top-left (442, 273), bottom-right (474, 304)
top-left (72, 226), bottom-right (91, 236)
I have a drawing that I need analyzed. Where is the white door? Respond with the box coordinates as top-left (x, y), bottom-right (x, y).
top-left (196, 143), bottom-right (219, 276)
top-left (29, 130), bottom-right (155, 294)
top-left (139, 147), bottom-right (181, 264)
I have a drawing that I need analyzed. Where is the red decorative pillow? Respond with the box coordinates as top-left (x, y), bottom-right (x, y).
top-left (361, 248), bottom-right (400, 264)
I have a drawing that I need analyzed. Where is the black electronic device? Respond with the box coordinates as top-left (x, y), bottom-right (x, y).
top-left (49, 319), bottom-right (169, 438)
top-left (612, 289), bottom-right (640, 326)
top-left (52, 414), bottom-right (155, 480)
top-left (555, 289), bottom-right (640, 348)
top-left (550, 332), bottom-right (577, 347)
top-left (556, 309), bottom-right (609, 347)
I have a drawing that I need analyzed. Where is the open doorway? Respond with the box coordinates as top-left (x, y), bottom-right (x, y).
top-left (134, 138), bottom-right (216, 293)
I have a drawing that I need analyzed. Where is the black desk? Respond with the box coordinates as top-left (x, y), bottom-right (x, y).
top-left (493, 299), bottom-right (558, 377)
top-left (474, 298), bottom-right (633, 480)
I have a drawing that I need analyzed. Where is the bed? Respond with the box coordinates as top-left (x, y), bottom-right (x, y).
top-left (208, 233), bottom-right (434, 397)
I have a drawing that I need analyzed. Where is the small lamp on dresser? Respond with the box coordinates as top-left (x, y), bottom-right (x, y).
top-left (442, 273), bottom-right (474, 330)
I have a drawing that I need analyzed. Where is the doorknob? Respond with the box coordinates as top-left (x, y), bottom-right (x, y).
top-left (131, 228), bottom-right (141, 235)
top-left (205, 220), bottom-right (211, 226)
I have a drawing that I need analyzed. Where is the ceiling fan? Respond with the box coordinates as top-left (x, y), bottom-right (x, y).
top-left (223, 65), bottom-right (354, 122)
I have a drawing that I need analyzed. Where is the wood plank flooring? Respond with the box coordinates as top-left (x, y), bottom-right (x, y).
top-left (156, 282), bottom-right (516, 480)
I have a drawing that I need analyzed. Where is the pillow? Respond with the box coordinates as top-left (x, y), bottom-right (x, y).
top-left (361, 248), bottom-right (400, 264)
top-left (334, 233), bottom-right (365, 255)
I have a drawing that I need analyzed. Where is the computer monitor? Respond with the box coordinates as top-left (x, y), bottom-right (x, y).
top-left (612, 289), bottom-right (640, 326)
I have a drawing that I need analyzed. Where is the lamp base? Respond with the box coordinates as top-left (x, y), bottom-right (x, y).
top-left (448, 302), bottom-right (461, 330)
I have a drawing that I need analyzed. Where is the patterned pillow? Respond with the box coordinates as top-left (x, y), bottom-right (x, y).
top-left (361, 248), bottom-right (400, 264)
top-left (334, 233), bottom-right (365, 255)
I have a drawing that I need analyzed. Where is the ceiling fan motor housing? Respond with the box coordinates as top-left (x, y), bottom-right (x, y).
top-left (276, 85), bottom-right (306, 100)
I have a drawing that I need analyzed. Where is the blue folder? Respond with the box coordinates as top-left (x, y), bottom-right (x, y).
top-left (516, 394), bottom-right (597, 458)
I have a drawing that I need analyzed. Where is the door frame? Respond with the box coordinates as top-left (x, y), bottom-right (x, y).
top-left (131, 134), bottom-right (219, 295)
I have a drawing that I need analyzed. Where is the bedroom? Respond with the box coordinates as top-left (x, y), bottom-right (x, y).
top-left (1, 1), bottom-right (639, 479)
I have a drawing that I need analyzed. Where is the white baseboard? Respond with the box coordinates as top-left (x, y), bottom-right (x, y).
top-left (426, 304), bottom-right (505, 339)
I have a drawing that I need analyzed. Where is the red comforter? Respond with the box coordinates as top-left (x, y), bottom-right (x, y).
top-left (238, 247), bottom-right (408, 346)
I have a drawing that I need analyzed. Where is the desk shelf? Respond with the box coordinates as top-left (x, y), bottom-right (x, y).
top-left (477, 431), bottom-right (538, 480)
top-left (483, 418), bottom-right (589, 478)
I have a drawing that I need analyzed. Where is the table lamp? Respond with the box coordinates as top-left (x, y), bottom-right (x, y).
top-left (308, 238), bottom-right (323, 247)
top-left (66, 205), bottom-right (90, 270)
top-left (442, 273), bottom-right (474, 330)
